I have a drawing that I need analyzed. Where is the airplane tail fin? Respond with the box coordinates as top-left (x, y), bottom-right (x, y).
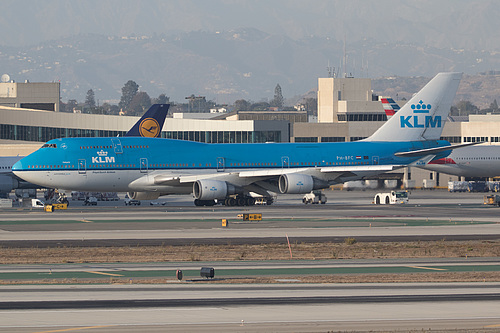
top-left (366, 72), bottom-right (462, 142)
top-left (381, 97), bottom-right (400, 119)
top-left (125, 104), bottom-right (170, 138)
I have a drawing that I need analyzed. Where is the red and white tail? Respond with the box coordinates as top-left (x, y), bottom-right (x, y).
top-left (381, 98), bottom-right (400, 119)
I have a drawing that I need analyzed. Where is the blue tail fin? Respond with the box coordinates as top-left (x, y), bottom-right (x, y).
top-left (125, 104), bottom-right (169, 137)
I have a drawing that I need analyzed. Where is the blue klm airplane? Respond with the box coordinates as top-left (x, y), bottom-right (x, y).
top-left (13, 72), bottom-right (467, 206)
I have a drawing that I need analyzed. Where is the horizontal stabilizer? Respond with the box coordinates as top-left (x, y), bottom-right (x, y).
top-left (394, 142), bottom-right (481, 157)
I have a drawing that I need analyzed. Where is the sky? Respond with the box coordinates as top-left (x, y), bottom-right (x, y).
top-left (1, 0), bottom-right (499, 51)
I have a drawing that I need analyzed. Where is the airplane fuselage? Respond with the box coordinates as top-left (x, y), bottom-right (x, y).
top-left (421, 145), bottom-right (500, 178)
top-left (13, 136), bottom-right (451, 192)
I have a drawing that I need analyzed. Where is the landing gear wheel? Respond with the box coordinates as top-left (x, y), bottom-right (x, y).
top-left (246, 197), bottom-right (255, 206)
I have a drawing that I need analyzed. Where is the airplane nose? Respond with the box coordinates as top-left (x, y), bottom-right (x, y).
top-left (12, 159), bottom-right (24, 175)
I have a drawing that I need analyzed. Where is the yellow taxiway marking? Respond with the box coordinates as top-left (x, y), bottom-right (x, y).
top-left (485, 324), bottom-right (500, 328)
top-left (407, 266), bottom-right (447, 271)
top-left (35, 326), bottom-right (117, 333)
top-left (80, 219), bottom-right (93, 223)
top-left (85, 271), bottom-right (123, 277)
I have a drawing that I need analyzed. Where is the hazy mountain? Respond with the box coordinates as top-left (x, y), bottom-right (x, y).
top-left (2, 0), bottom-right (500, 51)
top-left (1, 30), bottom-right (499, 104)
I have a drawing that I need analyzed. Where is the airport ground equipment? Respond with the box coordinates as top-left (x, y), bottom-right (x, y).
top-left (124, 195), bottom-right (140, 206)
top-left (200, 267), bottom-right (215, 279)
top-left (302, 190), bottom-right (327, 204)
top-left (484, 195), bottom-right (500, 206)
top-left (44, 189), bottom-right (69, 205)
top-left (32, 198), bottom-right (45, 208)
top-left (0, 198), bottom-right (12, 208)
top-left (374, 190), bottom-right (409, 204)
top-left (468, 181), bottom-right (489, 192)
top-left (448, 181), bottom-right (468, 192)
top-left (32, 198), bottom-right (67, 209)
top-left (83, 197), bottom-right (98, 206)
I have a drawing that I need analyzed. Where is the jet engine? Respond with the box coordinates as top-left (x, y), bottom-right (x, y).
top-left (278, 174), bottom-right (328, 194)
top-left (193, 179), bottom-right (238, 200)
top-left (127, 191), bottom-right (161, 200)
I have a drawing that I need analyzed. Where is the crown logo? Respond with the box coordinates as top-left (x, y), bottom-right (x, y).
top-left (411, 100), bottom-right (431, 113)
top-left (97, 150), bottom-right (108, 157)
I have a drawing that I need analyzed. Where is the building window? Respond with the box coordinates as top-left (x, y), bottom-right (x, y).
top-left (295, 137), bottom-right (318, 143)
top-left (321, 137), bottom-right (345, 142)
top-left (440, 136), bottom-right (461, 143)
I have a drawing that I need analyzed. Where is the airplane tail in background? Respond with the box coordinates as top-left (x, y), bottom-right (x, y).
top-left (381, 97), bottom-right (400, 119)
top-left (125, 104), bottom-right (170, 138)
top-left (366, 72), bottom-right (462, 142)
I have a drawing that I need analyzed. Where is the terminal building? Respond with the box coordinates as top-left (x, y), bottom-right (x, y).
top-left (1, 75), bottom-right (500, 189)
top-left (0, 75), bottom-right (60, 112)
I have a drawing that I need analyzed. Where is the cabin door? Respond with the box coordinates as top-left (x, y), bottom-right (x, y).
top-left (78, 159), bottom-right (86, 174)
top-left (140, 158), bottom-right (148, 173)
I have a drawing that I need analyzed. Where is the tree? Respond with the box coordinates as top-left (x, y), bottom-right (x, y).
top-left (490, 99), bottom-right (499, 113)
top-left (85, 89), bottom-right (96, 108)
top-left (153, 93), bottom-right (170, 104)
top-left (119, 80), bottom-right (139, 111)
top-left (250, 102), bottom-right (270, 111)
top-left (270, 84), bottom-right (284, 109)
top-left (233, 99), bottom-right (251, 111)
top-left (452, 100), bottom-right (479, 116)
top-left (66, 99), bottom-right (79, 113)
top-left (128, 92), bottom-right (152, 116)
top-left (101, 103), bottom-right (120, 115)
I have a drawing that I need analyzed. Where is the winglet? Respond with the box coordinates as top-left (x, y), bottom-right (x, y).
top-left (366, 72), bottom-right (462, 142)
top-left (125, 104), bottom-right (170, 137)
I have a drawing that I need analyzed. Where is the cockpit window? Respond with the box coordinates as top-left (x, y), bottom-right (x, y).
top-left (41, 143), bottom-right (57, 148)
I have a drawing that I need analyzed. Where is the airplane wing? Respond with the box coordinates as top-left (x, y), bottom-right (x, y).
top-left (148, 164), bottom-right (403, 189)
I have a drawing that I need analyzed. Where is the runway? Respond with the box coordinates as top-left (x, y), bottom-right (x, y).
top-left (1, 283), bottom-right (500, 332)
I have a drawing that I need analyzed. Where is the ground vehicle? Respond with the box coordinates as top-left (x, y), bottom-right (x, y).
top-left (32, 198), bottom-right (45, 208)
top-left (302, 190), bottom-right (327, 204)
top-left (83, 197), bottom-right (98, 206)
top-left (374, 190), bottom-right (409, 205)
top-left (124, 196), bottom-right (141, 206)
top-left (31, 198), bottom-right (67, 210)
top-left (150, 201), bottom-right (166, 206)
top-left (484, 195), bottom-right (500, 206)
